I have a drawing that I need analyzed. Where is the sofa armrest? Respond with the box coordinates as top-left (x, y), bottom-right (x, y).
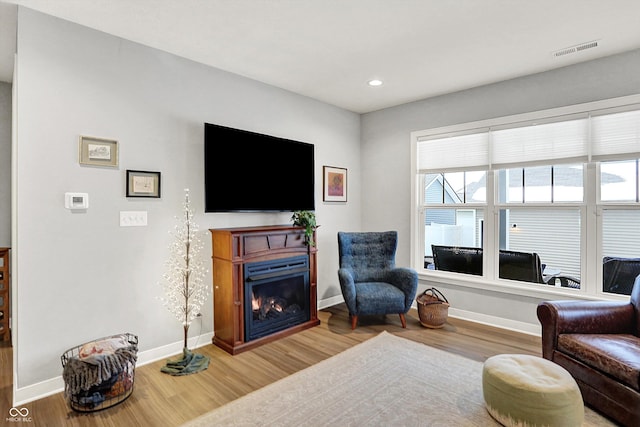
top-left (537, 300), bottom-right (634, 359)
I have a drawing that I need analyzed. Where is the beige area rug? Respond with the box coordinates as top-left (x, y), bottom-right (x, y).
top-left (182, 331), bottom-right (614, 427)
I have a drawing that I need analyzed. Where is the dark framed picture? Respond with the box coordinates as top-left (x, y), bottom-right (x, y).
top-left (79, 135), bottom-right (118, 167)
top-left (323, 166), bottom-right (347, 202)
top-left (126, 170), bottom-right (161, 198)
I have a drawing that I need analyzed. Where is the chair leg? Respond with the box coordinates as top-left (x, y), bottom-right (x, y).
top-left (399, 313), bottom-right (407, 328)
top-left (350, 315), bottom-right (358, 330)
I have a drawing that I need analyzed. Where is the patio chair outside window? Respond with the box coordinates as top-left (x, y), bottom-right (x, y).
top-left (603, 256), bottom-right (640, 295)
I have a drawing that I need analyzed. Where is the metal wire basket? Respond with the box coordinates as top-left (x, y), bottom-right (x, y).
top-left (61, 333), bottom-right (138, 412)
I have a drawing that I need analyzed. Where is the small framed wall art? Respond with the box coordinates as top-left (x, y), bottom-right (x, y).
top-left (126, 170), bottom-right (161, 198)
top-left (323, 166), bottom-right (347, 202)
top-left (78, 135), bottom-right (119, 167)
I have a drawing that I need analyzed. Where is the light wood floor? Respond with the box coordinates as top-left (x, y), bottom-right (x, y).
top-left (0, 304), bottom-right (541, 426)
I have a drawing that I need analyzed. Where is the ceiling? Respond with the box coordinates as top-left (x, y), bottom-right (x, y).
top-left (1, 0), bottom-right (640, 113)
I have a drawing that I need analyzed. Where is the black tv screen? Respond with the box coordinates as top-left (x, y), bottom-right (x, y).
top-left (204, 123), bottom-right (315, 212)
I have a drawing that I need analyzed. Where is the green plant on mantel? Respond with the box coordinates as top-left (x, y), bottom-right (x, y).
top-left (291, 210), bottom-right (317, 246)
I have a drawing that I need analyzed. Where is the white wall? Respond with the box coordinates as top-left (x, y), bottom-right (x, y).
top-left (0, 81), bottom-right (10, 246)
top-left (361, 48), bottom-right (640, 329)
top-left (13, 7), bottom-right (360, 402)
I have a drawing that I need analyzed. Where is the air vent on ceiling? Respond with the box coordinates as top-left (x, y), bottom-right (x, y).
top-left (553, 40), bottom-right (599, 58)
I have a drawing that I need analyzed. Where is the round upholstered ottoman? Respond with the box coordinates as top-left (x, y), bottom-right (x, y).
top-left (482, 354), bottom-right (583, 427)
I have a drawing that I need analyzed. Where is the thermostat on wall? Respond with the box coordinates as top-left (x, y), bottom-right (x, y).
top-left (65, 192), bottom-right (89, 210)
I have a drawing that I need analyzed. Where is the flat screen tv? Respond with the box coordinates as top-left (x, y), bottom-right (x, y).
top-left (204, 123), bottom-right (315, 212)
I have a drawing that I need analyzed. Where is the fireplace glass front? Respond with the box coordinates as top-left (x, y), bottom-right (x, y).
top-left (244, 255), bottom-right (310, 341)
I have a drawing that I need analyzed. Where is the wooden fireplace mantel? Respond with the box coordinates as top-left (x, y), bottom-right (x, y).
top-left (209, 225), bottom-right (319, 355)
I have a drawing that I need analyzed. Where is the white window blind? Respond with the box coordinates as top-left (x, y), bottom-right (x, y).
top-left (591, 109), bottom-right (640, 161)
top-left (417, 131), bottom-right (489, 173)
top-left (491, 117), bottom-right (589, 169)
top-left (416, 102), bottom-right (640, 174)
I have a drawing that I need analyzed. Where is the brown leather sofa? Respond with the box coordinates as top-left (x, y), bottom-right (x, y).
top-left (537, 277), bottom-right (640, 426)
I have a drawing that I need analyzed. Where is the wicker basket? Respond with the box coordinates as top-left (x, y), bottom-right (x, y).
top-left (416, 288), bottom-right (449, 328)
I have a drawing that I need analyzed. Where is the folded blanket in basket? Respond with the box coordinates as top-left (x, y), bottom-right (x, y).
top-left (79, 335), bottom-right (131, 359)
top-left (63, 335), bottom-right (138, 397)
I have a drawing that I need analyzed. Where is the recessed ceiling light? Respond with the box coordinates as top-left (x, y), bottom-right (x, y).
top-left (368, 79), bottom-right (383, 87)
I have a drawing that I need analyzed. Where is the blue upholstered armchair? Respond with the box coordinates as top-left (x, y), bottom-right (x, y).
top-left (337, 231), bottom-right (418, 329)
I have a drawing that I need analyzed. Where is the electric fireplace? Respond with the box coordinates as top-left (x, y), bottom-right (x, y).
top-left (244, 256), bottom-right (310, 341)
top-left (210, 225), bottom-right (319, 355)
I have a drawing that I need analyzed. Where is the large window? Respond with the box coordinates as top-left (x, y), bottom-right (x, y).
top-left (414, 97), bottom-right (640, 297)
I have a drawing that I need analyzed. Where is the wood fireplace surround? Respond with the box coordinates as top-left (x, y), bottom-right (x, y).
top-left (210, 225), bottom-right (319, 355)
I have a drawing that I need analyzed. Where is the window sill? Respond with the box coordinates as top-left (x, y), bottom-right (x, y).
top-left (418, 269), bottom-right (630, 302)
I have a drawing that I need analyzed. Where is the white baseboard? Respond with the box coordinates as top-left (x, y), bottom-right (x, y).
top-left (13, 376), bottom-right (64, 407)
top-left (324, 295), bottom-right (541, 336)
top-left (13, 332), bottom-right (214, 407)
top-left (136, 332), bottom-right (215, 366)
top-left (318, 294), bottom-right (344, 310)
top-left (446, 307), bottom-right (541, 336)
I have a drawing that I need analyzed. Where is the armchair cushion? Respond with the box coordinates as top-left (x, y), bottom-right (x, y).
top-left (557, 333), bottom-right (640, 391)
top-left (354, 282), bottom-right (406, 315)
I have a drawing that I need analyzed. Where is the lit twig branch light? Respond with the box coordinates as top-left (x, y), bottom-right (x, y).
top-left (159, 189), bottom-right (210, 375)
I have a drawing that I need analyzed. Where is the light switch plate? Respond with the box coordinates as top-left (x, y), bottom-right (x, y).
top-left (120, 211), bottom-right (147, 227)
